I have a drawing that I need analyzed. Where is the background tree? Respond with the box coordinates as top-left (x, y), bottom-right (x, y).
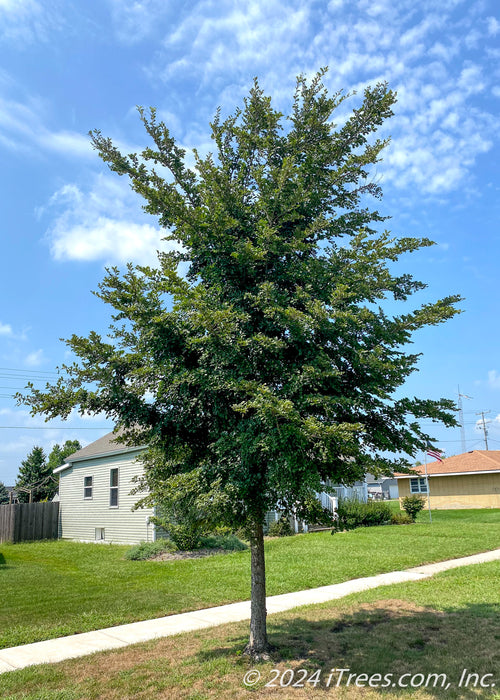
top-left (46, 440), bottom-right (82, 500)
top-left (0, 481), bottom-right (9, 504)
top-left (21, 71), bottom-right (460, 656)
top-left (15, 446), bottom-right (49, 502)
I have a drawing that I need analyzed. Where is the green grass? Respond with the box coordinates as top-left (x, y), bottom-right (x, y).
top-left (0, 508), bottom-right (498, 650)
top-left (1, 560), bottom-right (499, 699)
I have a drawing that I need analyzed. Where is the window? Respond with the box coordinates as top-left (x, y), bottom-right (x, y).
top-left (410, 477), bottom-right (428, 493)
top-left (84, 476), bottom-right (93, 499)
top-left (95, 527), bottom-right (105, 541)
top-left (110, 468), bottom-right (119, 507)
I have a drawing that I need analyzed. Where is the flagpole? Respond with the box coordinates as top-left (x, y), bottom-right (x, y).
top-left (424, 448), bottom-right (432, 523)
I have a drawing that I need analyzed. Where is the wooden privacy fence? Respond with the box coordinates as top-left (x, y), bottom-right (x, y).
top-left (0, 502), bottom-right (59, 543)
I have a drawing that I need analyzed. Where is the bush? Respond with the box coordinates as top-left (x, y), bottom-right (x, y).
top-left (163, 523), bottom-right (203, 551)
top-left (268, 517), bottom-right (294, 537)
top-left (391, 512), bottom-right (413, 525)
top-left (402, 495), bottom-right (425, 522)
top-left (199, 534), bottom-right (248, 551)
top-left (332, 498), bottom-right (392, 532)
top-left (124, 538), bottom-right (177, 561)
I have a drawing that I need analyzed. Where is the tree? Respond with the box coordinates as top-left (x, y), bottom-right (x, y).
top-left (15, 446), bottom-right (49, 502)
top-left (0, 481), bottom-right (9, 505)
top-left (21, 71), bottom-right (460, 656)
top-left (45, 440), bottom-right (82, 500)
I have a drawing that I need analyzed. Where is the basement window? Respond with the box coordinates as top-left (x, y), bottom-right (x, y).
top-left (95, 528), bottom-right (105, 541)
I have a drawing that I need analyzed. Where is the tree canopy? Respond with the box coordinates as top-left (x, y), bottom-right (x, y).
top-left (21, 71), bottom-right (460, 654)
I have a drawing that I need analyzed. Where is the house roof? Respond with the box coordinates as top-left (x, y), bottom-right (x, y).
top-left (395, 450), bottom-right (500, 478)
top-left (64, 431), bottom-right (145, 464)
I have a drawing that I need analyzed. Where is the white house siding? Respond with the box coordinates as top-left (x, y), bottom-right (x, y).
top-left (58, 449), bottom-right (155, 544)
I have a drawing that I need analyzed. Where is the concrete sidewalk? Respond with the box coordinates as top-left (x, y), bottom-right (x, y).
top-left (1, 547), bottom-right (499, 675)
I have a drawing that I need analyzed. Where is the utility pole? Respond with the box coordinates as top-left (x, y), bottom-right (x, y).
top-left (476, 411), bottom-right (490, 450)
top-left (458, 386), bottom-right (472, 453)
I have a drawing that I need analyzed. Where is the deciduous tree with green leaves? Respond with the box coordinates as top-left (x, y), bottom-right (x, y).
top-left (21, 71), bottom-right (460, 656)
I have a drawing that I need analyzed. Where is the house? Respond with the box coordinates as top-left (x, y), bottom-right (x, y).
top-left (55, 431), bottom-right (370, 543)
top-left (395, 450), bottom-right (500, 510)
top-left (54, 432), bottom-right (155, 544)
top-left (366, 474), bottom-right (399, 500)
top-left (266, 481), bottom-right (368, 533)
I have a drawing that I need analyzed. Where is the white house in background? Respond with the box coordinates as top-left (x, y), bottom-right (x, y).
top-left (54, 432), bottom-right (155, 544)
top-left (56, 431), bottom-right (368, 543)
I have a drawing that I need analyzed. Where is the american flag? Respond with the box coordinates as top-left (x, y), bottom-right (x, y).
top-left (427, 446), bottom-right (443, 462)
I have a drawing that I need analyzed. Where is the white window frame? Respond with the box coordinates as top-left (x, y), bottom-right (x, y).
top-left (83, 475), bottom-right (93, 499)
top-left (95, 527), bottom-right (105, 541)
top-left (109, 468), bottom-right (119, 508)
top-left (410, 477), bottom-right (428, 494)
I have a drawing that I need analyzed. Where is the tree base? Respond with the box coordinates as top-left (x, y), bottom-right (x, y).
top-left (243, 642), bottom-right (274, 662)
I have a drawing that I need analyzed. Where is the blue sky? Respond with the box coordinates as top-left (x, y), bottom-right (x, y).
top-left (0, 0), bottom-right (499, 485)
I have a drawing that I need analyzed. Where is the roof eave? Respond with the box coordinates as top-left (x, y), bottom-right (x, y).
top-left (53, 462), bottom-right (71, 475)
top-left (395, 469), bottom-right (500, 479)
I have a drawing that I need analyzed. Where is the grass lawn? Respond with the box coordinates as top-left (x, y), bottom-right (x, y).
top-left (1, 559), bottom-right (499, 699)
top-left (0, 508), bottom-right (498, 650)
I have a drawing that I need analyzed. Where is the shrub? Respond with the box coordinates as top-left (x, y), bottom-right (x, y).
top-left (199, 534), bottom-right (248, 551)
top-left (124, 538), bottom-right (177, 561)
top-left (402, 495), bottom-right (425, 522)
top-left (162, 523), bottom-right (203, 551)
top-left (332, 498), bottom-right (392, 532)
top-left (391, 512), bottom-right (413, 525)
top-left (268, 517), bottom-right (294, 537)
top-left (146, 469), bottom-right (229, 551)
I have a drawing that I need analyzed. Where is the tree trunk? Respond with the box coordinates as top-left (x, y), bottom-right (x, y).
top-left (245, 520), bottom-right (270, 658)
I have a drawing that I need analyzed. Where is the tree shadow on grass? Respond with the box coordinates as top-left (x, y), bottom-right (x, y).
top-left (197, 600), bottom-right (500, 698)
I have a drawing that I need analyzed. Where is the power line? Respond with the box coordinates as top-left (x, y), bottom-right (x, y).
top-left (0, 426), bottom-right (111, 430)
top-left (0, 366), bottom-right (58, 375)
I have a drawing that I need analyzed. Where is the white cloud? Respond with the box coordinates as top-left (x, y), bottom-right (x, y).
top-left (0, 321), bottom-right (27, 342)
top-left (488, 370), bottom-right (500, 390)
top-left (44, 174), bottom-right (178, 266)
top-left (486, 16), bottom-right (500, 36)
top-left (38, 131), bottom-right (93, 158)
top-left (0, 92), bottom-right (94, 159)
top-left (25, 349), bottom-right (46, 367)
top-left (0, 0), bottom-right (62, 45)
top-left (0, 322), bottom-right (13, 336)
top-left (458, 64), bottom-right (485, 95)
top-left (137, 0), bottom-right (499, 200)
top-left (107, 0), bottom-right (177, 44)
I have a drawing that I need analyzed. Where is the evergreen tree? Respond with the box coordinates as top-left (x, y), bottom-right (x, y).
top-left (0, 481), bottom-right (9, 504)
top-left (21, 71), bottom-right (460, 655)
top-left (15, 446), bottom-right (50, 502)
